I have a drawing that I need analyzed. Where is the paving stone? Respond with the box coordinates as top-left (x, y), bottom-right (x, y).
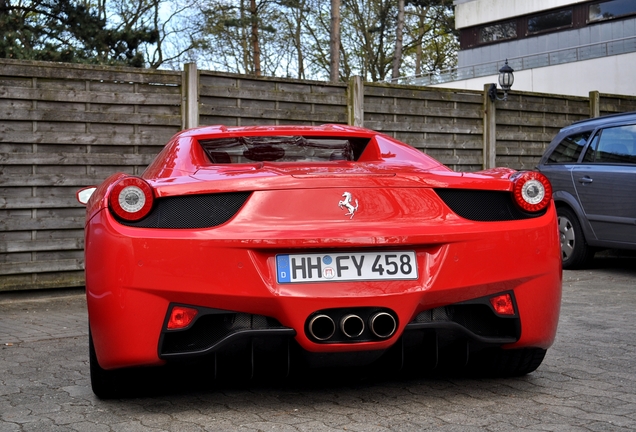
top-left (1, 259), bottom-right (635, 431)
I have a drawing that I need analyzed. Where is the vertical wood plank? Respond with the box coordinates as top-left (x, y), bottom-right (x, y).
top-left (589, 91), bottom-right (600, 118)
top-left (483, 84), bottom-right (496, 169)
top-left (182, 63), bottom-right (199, 129)
top-left (348, 76), bottom-right (364, 127)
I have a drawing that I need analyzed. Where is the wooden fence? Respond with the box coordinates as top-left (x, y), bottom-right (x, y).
top-left (0, 60), bottom-right (181, 291)
top-left (1, 58), bottom-right (635, 291)
top-left (198, 70), bottom-right (348, 127)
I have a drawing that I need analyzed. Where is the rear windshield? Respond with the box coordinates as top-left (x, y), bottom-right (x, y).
top-left (546, 132), bottom-right (591, 163)
top-left (199, 136), bottom-right (370, 164)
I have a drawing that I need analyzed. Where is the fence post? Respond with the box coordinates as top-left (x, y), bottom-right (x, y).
top-left (348, 75), bottom-right (364, 127)
top-left (589, 91), bottom-right (600, 118)
top-left (182, 63), bottom-right (199, 129)
top-left (483, 84), bottom-right (496, 169)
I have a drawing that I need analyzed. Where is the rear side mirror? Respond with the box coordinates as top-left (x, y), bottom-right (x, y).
top-left (76, 187), bottom-right (97, 205)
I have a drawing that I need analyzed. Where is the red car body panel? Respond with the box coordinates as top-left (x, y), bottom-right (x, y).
top-left (83, 125), bottom-right (561, 371)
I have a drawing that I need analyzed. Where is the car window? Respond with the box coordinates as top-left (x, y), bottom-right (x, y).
top-left (584, 124), bottom-right (636, 164)
top-left (546, 132), bottom-right (591, 163)
top-left (199, 136), bottom-right (370, 163)
top-left (582, 134), bottom-right (599, 162)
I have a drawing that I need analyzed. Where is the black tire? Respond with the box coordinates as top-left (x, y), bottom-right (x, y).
top-left (89, 330), bottom-right (127, 399)
top-left (557, 207), bottom-right (594, 269)
top-left (468, 348), bottom-right (547, 377)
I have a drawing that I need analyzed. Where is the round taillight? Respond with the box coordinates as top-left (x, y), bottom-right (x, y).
top-left (512, 171), bottom-right (552, 213)
top-left (109, 177), bottom-right (154, 221)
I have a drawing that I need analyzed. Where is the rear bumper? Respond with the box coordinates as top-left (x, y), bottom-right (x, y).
top-left (86, 205), bottom-right (561, 370)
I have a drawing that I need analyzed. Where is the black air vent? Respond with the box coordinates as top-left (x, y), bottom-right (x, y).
top-left (160, 312), bottom-right (289, 355)
top-left (413, 304), bottom-right (518, 339)
top-left (115, 192), bottom-right (251, 228)
top-left (434, 189), bottom-right (546, 221)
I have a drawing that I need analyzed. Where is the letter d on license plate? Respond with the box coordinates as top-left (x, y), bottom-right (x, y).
top-left (276, 251), bottom-right (417, 283)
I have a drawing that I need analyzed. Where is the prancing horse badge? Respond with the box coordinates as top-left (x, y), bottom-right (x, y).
top-left (338, 192), bottom-right (359, 219)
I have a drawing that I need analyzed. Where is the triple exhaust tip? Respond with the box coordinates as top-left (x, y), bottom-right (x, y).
top-left (308, 314), bottom-right (336, 341)
top-left (308, 312), bottom-right (397, 341)
top-left (341, 314), bottom-right (365, 338)
top-left (369, 312), bottom-right (397, 339)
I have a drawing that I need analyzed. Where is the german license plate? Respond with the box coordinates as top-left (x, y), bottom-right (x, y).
top-left (276, 251), bottom-right (417, 283)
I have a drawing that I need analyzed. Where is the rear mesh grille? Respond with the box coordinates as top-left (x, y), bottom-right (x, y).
top-left (434, 189), bottom-right (546, 221)
top-left (161, 312), bottom-right (287, 355)
top-left (116, 192), bottom-right (251, 228)
top-left (414, 304), bottom-right (518, 339)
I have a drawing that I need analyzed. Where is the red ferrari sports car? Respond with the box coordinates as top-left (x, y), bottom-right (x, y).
top-left (78, 124), bottom-right (561, 398)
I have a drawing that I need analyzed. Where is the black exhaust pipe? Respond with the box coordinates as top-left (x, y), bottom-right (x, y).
top-left (369, 312), bottom-right (397, 338)
top-left (308, 314), bottom-right (336, 341)
top-left (340, 314), bottom-right (365, 338)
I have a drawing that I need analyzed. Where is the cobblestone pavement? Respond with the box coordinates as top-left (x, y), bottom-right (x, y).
top-left (1, 258), bottom-right (635, 431)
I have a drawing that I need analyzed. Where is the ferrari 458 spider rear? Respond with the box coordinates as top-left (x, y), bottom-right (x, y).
top-left (78, 125), bottom-right (561, 398)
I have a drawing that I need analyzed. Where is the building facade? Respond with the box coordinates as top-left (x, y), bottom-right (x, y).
top-left (408, 0), bottom-right (636, 97)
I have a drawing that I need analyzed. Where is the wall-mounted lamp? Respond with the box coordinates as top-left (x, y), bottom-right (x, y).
top-left (488, 59), bottom-right (514, 102)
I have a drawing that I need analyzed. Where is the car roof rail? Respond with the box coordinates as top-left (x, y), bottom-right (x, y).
top-left (569, 110), bottom-right (636, 126)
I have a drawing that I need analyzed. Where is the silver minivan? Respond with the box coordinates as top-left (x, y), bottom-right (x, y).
top-left (537, 112), bottom-right (636, 269)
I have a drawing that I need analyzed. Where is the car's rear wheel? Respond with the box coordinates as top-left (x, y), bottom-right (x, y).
top-left (468, 348), bottom-right (547, 377)
top-left (558, 207), bottom-right (594, 269)
top-left (89, 330), bottom-right (126, 399)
